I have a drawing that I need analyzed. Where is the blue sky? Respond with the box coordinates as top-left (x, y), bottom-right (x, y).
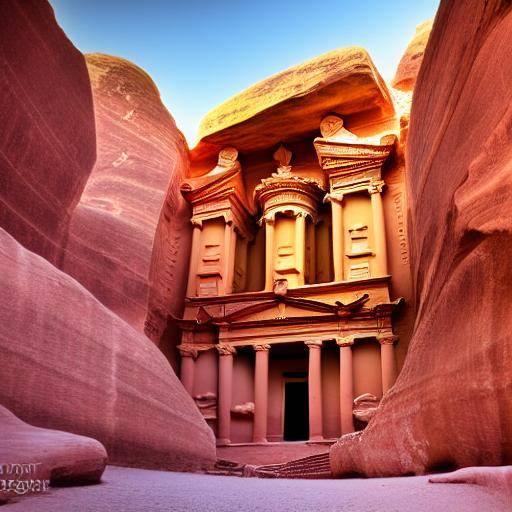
top-left (50, 0), bottom-right (439, 145)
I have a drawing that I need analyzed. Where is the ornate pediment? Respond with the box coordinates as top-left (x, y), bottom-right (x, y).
top-left (181, 147), bottom-right (255, 238)
top-left (194, 294), bottom-right (370, 325)
top-left (313, 115), bottom-right (396, 181)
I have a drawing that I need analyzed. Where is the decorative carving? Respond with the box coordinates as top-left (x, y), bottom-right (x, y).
top-left (216, 344), bottom-right (237, 356)
top-left (320, 115), bottom-right (358, 142)
top-left (377, 334), bottom-right (399, 345)
top-left (273, 144), bottom-right (292, 175)
top-left (253, 344), bottom-right (271, 352)
top-left (177, 345), bottom-right (199, 359)
top-left (336, 336), bottom-right (355, 347)
top-left (231, 402), bottom-right (255, 417)
top-left (305, 340), bottom-right (323, 349)
top-left (273, 279), bottom-right (288, 296)
top-left (217, 147), bottom-right (238, 169)
top-left (368, 180), bottom-right (386, 194)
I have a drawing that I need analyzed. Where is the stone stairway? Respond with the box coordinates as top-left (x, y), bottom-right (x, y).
top-left (243, 452), bottom-right (332, 479)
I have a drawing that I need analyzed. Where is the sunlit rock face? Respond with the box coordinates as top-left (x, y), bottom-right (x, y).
top-left (330, 0), bottom-right (512, 477)
top-left (191, 47), bottom-right (395, 168)
top-left (61, 54), bottom-right (191, 338)
top-left (0, 0), bottom-right (96, 265)
top-left (391, 20), bottom-right (433, 92)
top-left (0, 227), bottom-right (216, 472)
top-left (0, 404), bottom-right (107, 497)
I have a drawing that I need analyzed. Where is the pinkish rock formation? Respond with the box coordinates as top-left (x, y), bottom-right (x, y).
top-left (392, 20), bottom-right (433, 92)
top-left (0, 404), bottom-right (106, 500)
top-left (0, 227), bottom-right (216, 472)
top-left (62, 54), bottom-right (191, 337)
top-left (330, 0), bottom-right (512, 477)
top-left (0, 0), bottom-right (96, 266)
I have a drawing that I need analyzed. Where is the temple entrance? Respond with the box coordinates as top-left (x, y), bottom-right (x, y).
top-left (283, 379), bottom-right (309, 441)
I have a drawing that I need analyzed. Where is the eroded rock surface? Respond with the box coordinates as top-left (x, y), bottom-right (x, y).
top-left (0, 404), bottom-right (106, 499)
top-left (62, 54), bottom-right (191, 334)
top-left (331, 0), bottom-right (512, 477)
top-left (192, 47), bottom-right (395, 167)
top-left (0, 227), bottom-right (216, 472)
top-left (392, 20), bottom-right (433, 92)
top-left (0, 0), bottom-right (96, 265)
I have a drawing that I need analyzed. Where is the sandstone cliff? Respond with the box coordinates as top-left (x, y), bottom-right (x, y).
top-left (62, 54), bottom-right (191, 335)
top-left (0, 0), bottom-right (96, 265)
top-left (0, 227), bottom-right (216, 471)
top-left (331, 0), bottom-right (512, 476)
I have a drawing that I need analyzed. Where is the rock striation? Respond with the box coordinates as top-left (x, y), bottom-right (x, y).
top-left (0, 404), bottom-right (106, 500)
top-left (61, 53), bottom-right (191, 335)
top-left (0, 0), bottom-right (96, 266)
top-left (0, 227), bottom-right (216, 472)
top-left (330, 0), bottom-right (512, 477)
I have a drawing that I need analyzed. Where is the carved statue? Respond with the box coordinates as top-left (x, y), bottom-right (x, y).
top-left (320, 115), bottom-right (358, 142)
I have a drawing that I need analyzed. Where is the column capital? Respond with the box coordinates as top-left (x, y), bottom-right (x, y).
top-left (368, 179), bottom-right (386, 194)
top-left (377, 334), bottom-right (399, 345)
top-left (253, 344), bottom-right (271, 352)
top-left (305, 340), bottom-right (323, 349)
top-left (216, 344), bottom-right (237, 356)
top-left (336, 336), bottom-right (355, 348)
top-left (190, 218), bottom-right (203, 229)
top-left (323, 192), bottom-right (343, 204)
top-left (178, 345), bottom-right (199, 359)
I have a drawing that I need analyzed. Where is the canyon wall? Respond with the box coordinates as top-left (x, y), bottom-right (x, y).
top-left (331, 0), bottom-right (512, 476)
top-left (0, 227), bottom-right (216, 472)
top-left (62, 54), bottom-right (191, 335)
top-left (0, 0), bottom-right (212, 473)
top-left (0, 0), bottom-right (96, 266)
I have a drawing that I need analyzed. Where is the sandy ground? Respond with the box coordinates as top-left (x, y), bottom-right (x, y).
top-left (5, 465), bottom-right (509, 512)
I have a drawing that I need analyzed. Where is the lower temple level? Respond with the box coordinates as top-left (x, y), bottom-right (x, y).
top-left (175, 279), bottom-right (401, 445)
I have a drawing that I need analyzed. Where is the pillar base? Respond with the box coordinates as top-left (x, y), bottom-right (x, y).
top-left (252, 437), bottom-right (268, 444)
top-left (216, 438), bottom-right (231, 447)
top-left (308, 435), bottom-right (325, 442)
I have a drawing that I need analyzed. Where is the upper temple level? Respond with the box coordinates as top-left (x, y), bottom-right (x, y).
top-left (181, 47), bottom-right (403, 299)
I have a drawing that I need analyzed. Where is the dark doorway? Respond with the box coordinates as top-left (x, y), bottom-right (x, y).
top-left (283, 380), bottom-right (309, 441)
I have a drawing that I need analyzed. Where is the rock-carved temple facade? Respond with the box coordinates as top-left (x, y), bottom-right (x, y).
top-left (174, 52), bottom-right (409, 445)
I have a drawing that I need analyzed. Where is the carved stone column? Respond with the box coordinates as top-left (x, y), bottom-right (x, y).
top-left (369, 181), bottom-right (388, 276)
top-left (337, 336), bottom-right (355, 434)
top-left (216, 344), bottom-right (236, 445)
top-left (305, 341), bottom-right (323, 441)
top-left (186, 221), bottom-right (202, 296)
top-left (330, 195), bottom-right (344, 282)
top-left (264, 219), bottom-right (275, 291)
top-left (222, 221), bottom-right (237, 295)
top-left (307, 219), bottom-right (316, 284)
top-left (178, 345), bottom-right (198, 396)
top-left (295, 213), bottom-right (306, 286)
top-left (378, 334), bottom-right (398, 393)
top-left (253, 344), bottom-right (271, 443)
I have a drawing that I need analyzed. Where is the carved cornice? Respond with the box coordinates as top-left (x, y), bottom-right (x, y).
top-left (313, 116), bottom-right (396, 196)
top-left (216, 344), bottom-right (237, 356)
top-left (253, 344), bottom-right (271, 352)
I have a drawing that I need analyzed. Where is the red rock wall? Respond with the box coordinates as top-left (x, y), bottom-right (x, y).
top-left (330, 0), bottom-right (512, 477)
top-left (0, 227), bottom-right (216, 472)
top-left (0, 0), bottom-right (96, 265)
top-left (61, 54), bottom-right (191, 334)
